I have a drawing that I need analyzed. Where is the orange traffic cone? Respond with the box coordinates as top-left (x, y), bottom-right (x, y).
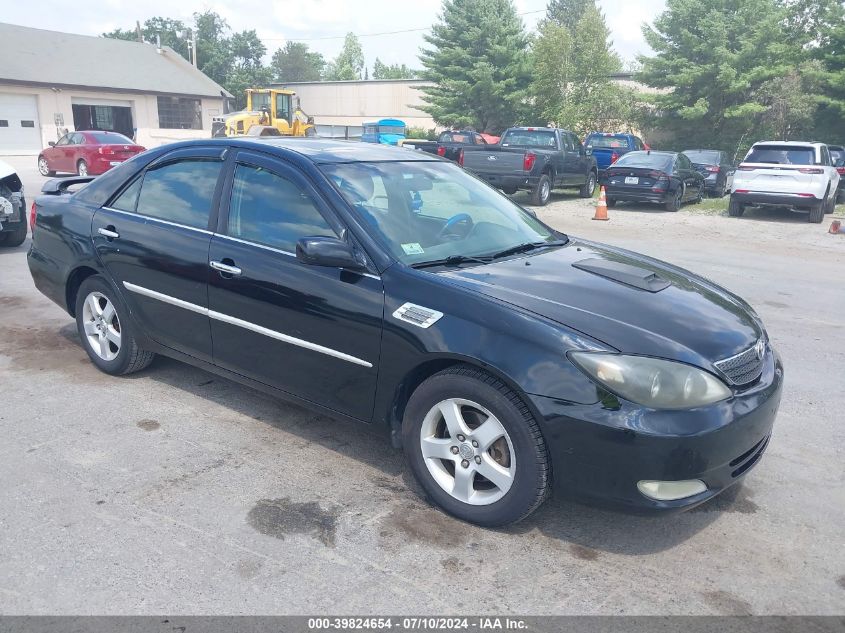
top-left (593, 186), bottom-right (609, 221)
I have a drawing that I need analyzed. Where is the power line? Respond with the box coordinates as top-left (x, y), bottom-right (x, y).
top-left (259, 8), bottom-right (546, 42)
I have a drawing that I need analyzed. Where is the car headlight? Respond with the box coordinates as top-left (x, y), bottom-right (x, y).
top-left (569, 352), bottom-right (731, 409)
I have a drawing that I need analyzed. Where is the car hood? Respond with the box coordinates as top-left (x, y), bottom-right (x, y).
top-left (439, 239), bottom-right (763, 368)
top-left (0, 160), bottom-right (17, 180)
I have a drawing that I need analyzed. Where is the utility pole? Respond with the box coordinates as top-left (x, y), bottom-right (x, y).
top-left (135, 20), bottom-right (143, 42)
top-left (184, 28), bottom-right (198, 67)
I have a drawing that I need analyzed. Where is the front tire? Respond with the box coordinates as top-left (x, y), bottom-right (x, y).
top-left (75, 275), bottom-right (155, 375)
top-left (531, 174), bottom-right (551, 206)
top-left (579, 171), bottom-right (597, 198)
top-left (37, 155), bottom-right (55, 177)
top-left (403, 366), bottom-right (551, 527)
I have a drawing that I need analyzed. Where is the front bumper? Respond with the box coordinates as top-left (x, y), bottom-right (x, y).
top-left (731, 191), bottom-right (821, 208)
top-left (528, 346), bottom-right (784, 513)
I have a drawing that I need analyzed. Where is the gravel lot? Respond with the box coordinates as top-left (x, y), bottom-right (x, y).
top-left (1, 154), bottom-right (844, 615)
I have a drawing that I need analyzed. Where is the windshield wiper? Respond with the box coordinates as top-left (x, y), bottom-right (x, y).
top-left (487, 239), bottom-right (567, 260)
top-left (411, 254), bottom-right (493, 269)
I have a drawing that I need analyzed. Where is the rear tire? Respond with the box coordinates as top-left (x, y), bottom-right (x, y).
top-left (501, 187), bottom-right (517, 195)
top-left (824, 193), bottom-right (835, 214)
top-left (531, 174), bottom-right (552, 206)
top-left (728, 197), bottom-right (745, 217)
top-left (77, 159), bottom-right (89, 177)
top-left (579, 171), bottom-right (597, 198)
top-left (74, 275), bottom-right (155, 376)
top-left (606, 198), bottom-right (617, 208)
top-left (403, 366), bottom-right (551, 527)
top-left (808, 201), bottom-right (825, 223)
top-left (2, 209), bottom-right (28, 247)
top-left (665, 186), bottom-right (682, 212)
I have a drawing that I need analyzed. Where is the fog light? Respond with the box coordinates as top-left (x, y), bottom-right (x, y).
top-left (637, 479), bottom-right (707, 501)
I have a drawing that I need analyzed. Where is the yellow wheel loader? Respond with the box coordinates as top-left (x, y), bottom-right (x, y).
top-left (212, 88), bottom-right (316, 138)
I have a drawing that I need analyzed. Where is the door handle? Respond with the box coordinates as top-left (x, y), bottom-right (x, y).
top-left (98, 226), bottom-right (119, 239)
top-left (210, 260), bottom-right (242, 276)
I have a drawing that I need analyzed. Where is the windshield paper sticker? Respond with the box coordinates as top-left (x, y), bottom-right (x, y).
top-left (401, 243), bottom-right (425, 255)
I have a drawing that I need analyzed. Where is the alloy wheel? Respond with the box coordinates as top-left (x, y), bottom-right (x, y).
top-left (78, 161), bottom-right (88, 177)
top-left (38, 157), bottom-right (50, 176)
top-left (81, 291), bottom-right (121, 361)
top-left (419, 398), bottom-right (516, 505)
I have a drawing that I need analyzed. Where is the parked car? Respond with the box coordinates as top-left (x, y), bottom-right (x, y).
top-left (682, 149), bottom-right (736, 197)
top-left (729, 141), bottom-right (840, 223)
top-left (361, 119), bottom-right (406, 146)
top-left (604, 150), bottom-right (704, 211)
top-left (461, 126), bottom-right (597, 205)
top-left (434, 130), bottom-right (489, 162)
top-left (585, 132), bottom-right (647, 180)
top-left (827, 144), bottom-right (845, 201)
top-left (28, 138), bottom-right (782, 526)
top-left (0, 159), bottom-right (26, 247)
top-left (38, 131), bottom-right (146, 177)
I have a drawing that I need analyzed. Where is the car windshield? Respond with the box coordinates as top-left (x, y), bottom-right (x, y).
top-left (89, 132), bottom-right (133, 144)
top-left (745, 145), bottom-right (815, 165)
top-left (683, 150), bottom-right (720, 164)
top-left (501, 130), bottom-right (557, 148)
top-left (613, 152), bottom-right (673, 171)
top-left (586, 134), bottom-right (629, 148)
top-left (321, 161), bottom-right (563, 266)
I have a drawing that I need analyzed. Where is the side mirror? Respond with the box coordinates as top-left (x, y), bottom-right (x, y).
top-left (296, 236), bottom-right (364, 270)
top-left (48, 141), bottom-right (56, 147)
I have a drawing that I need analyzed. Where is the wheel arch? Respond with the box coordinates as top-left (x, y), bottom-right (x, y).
top-left (386, 354), bottom-right (542, 449)
top-left (65, 265), bottom-right (100, 317)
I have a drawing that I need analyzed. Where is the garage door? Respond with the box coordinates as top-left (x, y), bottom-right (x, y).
top-left (0, 93), bottom-right (41, 155)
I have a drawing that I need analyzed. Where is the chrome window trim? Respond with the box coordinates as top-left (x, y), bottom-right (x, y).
top-left (122, 281), bottom-right (373, 368)
top-left (101, 206), bottom-right (213, 235)
top-left (213, 233), bottom-right (382, 280)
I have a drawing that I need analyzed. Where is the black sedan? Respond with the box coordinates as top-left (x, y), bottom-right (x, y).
top-left (27, 138), bottom-right (782, 526)
top-left (605, 150), bottom-right (705, 211)
top-left (683, 149), bottom-right (736, 197)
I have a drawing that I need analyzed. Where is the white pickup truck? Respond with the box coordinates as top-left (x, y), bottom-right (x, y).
top-left (0, 160), bottom-right (26, 247)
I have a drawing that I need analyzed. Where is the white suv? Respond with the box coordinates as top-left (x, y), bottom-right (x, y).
top-left (729, 141), bottom-right (839, 223)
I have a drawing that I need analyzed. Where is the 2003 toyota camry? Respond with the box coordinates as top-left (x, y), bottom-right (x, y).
top-left (27, 138), bottom-right (783, 526)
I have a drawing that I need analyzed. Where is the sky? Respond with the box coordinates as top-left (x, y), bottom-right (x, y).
top-left (2, 0), bottom-right (667, 70)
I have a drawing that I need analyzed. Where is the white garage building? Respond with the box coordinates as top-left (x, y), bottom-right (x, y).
top-left (0, 22), bottom-right (231, 155)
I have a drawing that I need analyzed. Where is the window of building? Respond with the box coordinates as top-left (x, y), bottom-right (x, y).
top-left (227, 164), bottom-right (336, 252)
top-left (157, 96), bottom-right (202, 130)
top-left (0, 120), bottom-right (8, 127)
top-left (21, 120), bottom-right (35, 128)
top-left (135, 159), bottom-right (221, 229)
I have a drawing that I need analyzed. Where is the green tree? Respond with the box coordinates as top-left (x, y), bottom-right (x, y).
top-left (639, 0), bottom-right (796, 152)
top-left (419, 0), bottom-right (531, 132)
top-left (808, 1), bottom-right (845, 142)
top-left (529, 5), bottom-right (626, 135)
top-left (372, 58), bottom-right (417, 79)
top-left (102, 17), bottom-right (189, 59)
top-left (546, 0), bottom-right (596, 31)
top-left (271, 42), bottom-right (325, 82)
top-left (324, 33), bottom-right (365, 80)
top-left (755, 61), bottom-right (822, 140)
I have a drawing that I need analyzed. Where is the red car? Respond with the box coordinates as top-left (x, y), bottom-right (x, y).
top-left (38, 131), bottom-right (145, 177)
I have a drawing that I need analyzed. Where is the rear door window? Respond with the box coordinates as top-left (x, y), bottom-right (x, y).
top-left (135, 159), bottom-right (222, 229)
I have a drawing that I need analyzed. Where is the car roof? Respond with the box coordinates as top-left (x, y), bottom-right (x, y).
top-left (252, 138), bottom-right (440, 163)
top-left (752, 140), bottom-right (823, 147)
top-left (624, 150), bottom-right (676, 157)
